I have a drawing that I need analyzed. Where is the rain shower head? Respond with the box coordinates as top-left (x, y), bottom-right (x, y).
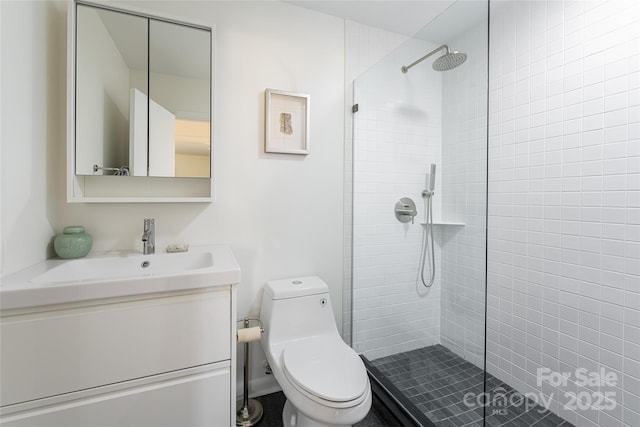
top-left (401, 44), bottom-right (467, 73)
top-left (432, 51), bottom-right (467, 71)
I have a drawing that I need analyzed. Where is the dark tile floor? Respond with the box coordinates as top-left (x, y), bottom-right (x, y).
top-left (253, 391), bottom-right (389, 426)
top-left (370, 344), bottom-right (574, 427)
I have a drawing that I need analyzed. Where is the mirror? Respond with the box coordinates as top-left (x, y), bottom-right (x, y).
top-left (75, 3), bottom-right (211, 178)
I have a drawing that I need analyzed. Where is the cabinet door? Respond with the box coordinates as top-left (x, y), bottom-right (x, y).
top-left (1, 364), bottom-right (231, 427)
top-left (1, 290), bottom-right (231, 406)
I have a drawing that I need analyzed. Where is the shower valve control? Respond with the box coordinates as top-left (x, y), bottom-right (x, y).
top-left (394, 197), bottom-right (417, 224)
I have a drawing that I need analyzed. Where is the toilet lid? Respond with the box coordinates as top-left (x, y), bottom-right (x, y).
top-left (282, 335), bottom-right (368, 402)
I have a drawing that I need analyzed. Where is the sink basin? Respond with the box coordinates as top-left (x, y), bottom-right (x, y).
top-left (0, 245), bottom-right (240, 311)
top-left (32, 251), bottom-right (214, 285)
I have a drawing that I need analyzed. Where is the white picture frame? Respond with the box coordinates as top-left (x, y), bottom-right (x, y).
top-left (265, 89), bottom-right (310, 155)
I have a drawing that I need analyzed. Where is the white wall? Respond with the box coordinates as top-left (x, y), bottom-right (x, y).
top-left (1, 0), bottom-right (61, 275)
top-left (487, 1), bottom-right (640, 426)
top-left (1, 0), bottom-right (344, 398)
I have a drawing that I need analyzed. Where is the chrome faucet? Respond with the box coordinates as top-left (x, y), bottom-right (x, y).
top-left (142, 218), bottom-right (155, 254)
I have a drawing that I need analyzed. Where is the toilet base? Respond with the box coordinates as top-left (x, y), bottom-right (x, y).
top-left (282, 399), bottom-right (351, 427)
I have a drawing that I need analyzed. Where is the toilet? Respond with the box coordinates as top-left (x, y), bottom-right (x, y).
top-left (260, 276), bottom-right (372, 427)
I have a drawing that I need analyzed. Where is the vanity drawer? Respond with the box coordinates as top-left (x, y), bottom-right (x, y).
top-left (1, 363), bottom-right (231, 427)
top-left (1, 289), bottom-right (231, 407)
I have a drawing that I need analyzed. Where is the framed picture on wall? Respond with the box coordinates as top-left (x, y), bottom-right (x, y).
top-left (265, 89), bottom-right (310, 155)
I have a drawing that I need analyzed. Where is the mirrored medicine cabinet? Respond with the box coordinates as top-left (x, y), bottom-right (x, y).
top-left (67, 0), bottom-right (214, 202)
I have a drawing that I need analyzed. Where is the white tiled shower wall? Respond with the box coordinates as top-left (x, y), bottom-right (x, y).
top-left (440, 19), bottom-right (489, 369)
top-left (343, 21), bottom-right (408, 348)
top-left (344, 11), bottom-right (489, 366)
top-left (487, 1), bottom-right (640, 426)
top-left (349, 34), bottom-right (445, 360)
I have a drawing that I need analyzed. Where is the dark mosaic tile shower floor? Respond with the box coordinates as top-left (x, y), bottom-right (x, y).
top-left (370, 344), bottom-right (575, 427)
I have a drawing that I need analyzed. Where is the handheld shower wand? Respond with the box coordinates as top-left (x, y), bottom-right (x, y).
top-left (419, 164), bottom-right (436, 288)
top-left (423, 163), bottom-right (436, 196)
top-left (429, 164), bottom-right (436, 191)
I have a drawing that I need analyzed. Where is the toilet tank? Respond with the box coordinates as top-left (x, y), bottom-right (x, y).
top-left (260, 276), bottom-right (339, 347)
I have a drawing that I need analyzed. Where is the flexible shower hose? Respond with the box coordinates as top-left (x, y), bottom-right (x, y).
top-left (419, 193), bottom-right (436, 288)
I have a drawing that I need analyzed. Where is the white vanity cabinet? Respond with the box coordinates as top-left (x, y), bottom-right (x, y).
top-left (0, 286), bottom-right (237, 426)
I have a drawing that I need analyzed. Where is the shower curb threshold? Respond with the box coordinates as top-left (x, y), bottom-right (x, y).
top-left (361, 355), bottom-right (436, 427)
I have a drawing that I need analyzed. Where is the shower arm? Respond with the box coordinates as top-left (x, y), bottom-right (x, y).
top-left (401, 44), bottom-right (450, 73)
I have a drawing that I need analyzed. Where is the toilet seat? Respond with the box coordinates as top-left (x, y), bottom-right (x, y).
top-left (282, 335), bottom-right (369, 406)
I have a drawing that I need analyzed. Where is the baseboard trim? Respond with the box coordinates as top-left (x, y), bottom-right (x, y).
top-left (238, 377), bottom-right (281, 401)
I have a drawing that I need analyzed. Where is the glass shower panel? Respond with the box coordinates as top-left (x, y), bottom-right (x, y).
top-left (351, 1), bottom-right (489, 425)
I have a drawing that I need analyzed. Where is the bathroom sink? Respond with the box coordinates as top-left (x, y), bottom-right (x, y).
top-left (32, 251), bottom-right (214, 285)
top-left (0, 245), bottom-right (240, 310)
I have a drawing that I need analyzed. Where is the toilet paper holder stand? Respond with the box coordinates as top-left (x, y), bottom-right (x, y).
top-left (236, 317), bottom-right (264, 427)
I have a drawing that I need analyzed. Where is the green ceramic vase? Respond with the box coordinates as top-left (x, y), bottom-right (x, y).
top-left (54, 226), bottom-right (93, 259)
